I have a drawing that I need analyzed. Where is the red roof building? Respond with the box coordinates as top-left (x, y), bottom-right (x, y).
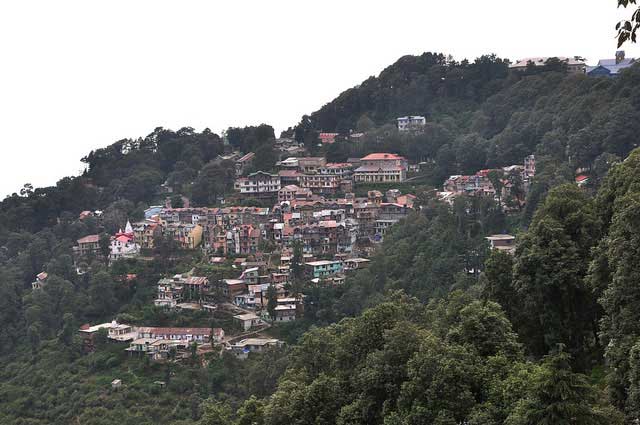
top-left (319, 133), bottom-right (339, 144)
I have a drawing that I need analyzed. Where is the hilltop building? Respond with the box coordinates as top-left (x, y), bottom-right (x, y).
top-left (587, 50), bottom-right (636, 77)
top-left (354, 153), bottom-right (408, 183)
top-left (509, 56), bottom-right (586, 74)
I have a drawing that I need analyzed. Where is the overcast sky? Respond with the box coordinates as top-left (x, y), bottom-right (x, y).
top-left (0, 0), bottom-right (637, 198)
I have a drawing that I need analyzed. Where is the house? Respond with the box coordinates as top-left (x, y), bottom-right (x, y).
top-left (485, 234), bottom-right (516, 254)
top-left (305, 260), bottom-right (344, 279)
top-left (78, 322), bottom-right (113, 352)
top-left (274, 304), bottom-right (297, 322)
top-left (343, 258), bottom-right (371, 272)
top-left (74, 234), bottom-right (101, 258)
top-left (154, 277), bottom-right (184, 308)
top-left (278, 185), bottom-right (313, 202)
top-left (509, 56), bottom-right (586, 74)
top-left (297, 157), bottom-right (327, 173)
top-left (240, 267), bottom-right (260, 285)
top-left (524, 155), bottom-right (536, 180)
top-left (587, 50), bottom-right (636, 77)
top-left (144, 206), bottom-right (164, 219)
top-left (234, 171), bottom-right (281, 198)
top-left (31, 271), bottom-right (48, 290)
top-left (163, 223), bottom-right (203, 249)
top-left (397, 116), bottom-right (426, 132)
top-left (234, 313), bottom-right (262, 331)
top-left (319, 132), bottom-right (339, 144)
top-left (298, 163), bottom-right (353, 195)
top-left (235, 152), bottom-right (255, 176)
top-left (136, 326), bottom-right (224, 344)
top-left (133, 219), bottom-right (162, 249)
top-left (110, 221), bottom-right (140, 261)
top-left (277, 157), bottom-right (300, 169)
top-left (228, 338), bottom-right (282, 360)
top-left (154, 274), bottom-right (209, 308)
top-left (108, 322), bottom-right (137, 341)
top-left (125, 338), bottom-right (177, 360)
top-left (278, 169), bottom-right (301, 186)
top-left (227, 225), bottom-right (261, 255)
top-left (354, 153), bottom-right (408, 183)
top-left (223, 278), bottom-right (247, 298)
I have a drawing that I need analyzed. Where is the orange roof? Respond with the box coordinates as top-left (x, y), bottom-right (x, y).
top-left (77, 234), bottom-right (100, 244)
top-left (361, 153), bottom-right (405, 161)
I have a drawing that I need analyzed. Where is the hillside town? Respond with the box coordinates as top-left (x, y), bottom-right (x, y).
top-left (64, 114), bottom-right (542, 363)
top-left (62, 34), bottom-right (640, 369)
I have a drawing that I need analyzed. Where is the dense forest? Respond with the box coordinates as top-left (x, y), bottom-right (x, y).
top-left (2, 50), bottom-right (640, 424)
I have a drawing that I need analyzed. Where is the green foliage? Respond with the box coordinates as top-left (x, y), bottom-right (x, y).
top-left (505, 349), bottom-right (608, 425)
top-left (250, 293), bottom-right (600, 425)
top-left (512, 185), bottom-right (601, 366)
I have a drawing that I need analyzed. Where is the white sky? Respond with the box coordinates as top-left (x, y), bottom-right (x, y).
top-left (0, 0), bottom-right (637, 198)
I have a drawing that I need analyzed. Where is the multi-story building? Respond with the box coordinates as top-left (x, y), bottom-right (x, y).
top-left (298, 163), bottom-right (353, 194)
top-left (164, 223), bottom-right (203, 249)
top-left (235, 152), bottom-right (255, 176)
top-left (74, 234), bottom-right (101, 259)
top-left (297, 157), bottom-right (326, 174)
top-left (228, 338), bottom-right (282, 360)
top-left (234, 171), bottom-right (281, 198)
top-left (278, 185), bottom-right (312, 203)
top-left (524, 155), bottom-right (536, 180)
top-left (587, 50), bottom-right (636, 77)
top-left (319, 132), bottom-right (339, 144)
top-left (509, 56), bottom-right (586, 74)
top-left (443, 170), bottom-right (497, 197)
top-left (133, 219), bottom-right (163, 249)
top-left (305, 260), bottom-right (344, 279)
top-left (397, 116), bottom-right (426, 132)
top-left (110, 222), bottom-right (139, 261)
top-left (227, 224), bottom-right (261, 255)
top-left (154, 277), bottom-right (184, 308)
top-left (354, 153), bottom-right (408, 183)
top-left (154, 274), bottom-right (209, 308)
top-left (136, 326), bottom-right (224, 344)
top-left (486, 234), bottom-right (516, 254)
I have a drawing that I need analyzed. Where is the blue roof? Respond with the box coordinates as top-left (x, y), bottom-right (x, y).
top-left (587, 58), bottom-right (636, 76)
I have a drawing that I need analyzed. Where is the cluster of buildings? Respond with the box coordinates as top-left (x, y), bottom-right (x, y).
top-left (234, 152), bottom-right (409, 200)
top-left (439, 155), bottom-right (535, 207)
top-left (78, 320), bottom-right (225, 359)
top-left (150, 251), bottom-right (372, 325)
top-left (78, 319), bottom-right (284, 362)
top-left (73, 186), bottom-right (415, 266)
top-left (509, 51), bottom-right (636, 77)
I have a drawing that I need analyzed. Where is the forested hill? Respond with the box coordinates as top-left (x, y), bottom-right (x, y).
top-left (300, 52), bottom-right (511, 133)
top-left (3, 51), bottom-right (640, 424)
top-left (294, 53), bottom-right (640, 200)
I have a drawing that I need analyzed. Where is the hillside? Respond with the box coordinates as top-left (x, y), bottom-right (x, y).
top-left (296, 53), bottom-right (640, 216)
top-left (1, 51), bottom-right (640, 424)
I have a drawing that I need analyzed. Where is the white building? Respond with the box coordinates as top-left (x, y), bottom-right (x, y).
top-left (509, 57), bottom-right (586, 74)
top-left (109, 221), bottom-right (140, 261)
top-left (397, 116), bottom-right (426, 132)
top-left (234, 171), bottom-right (281, 197)
top-left (227, 338), bottom-right (282, 360)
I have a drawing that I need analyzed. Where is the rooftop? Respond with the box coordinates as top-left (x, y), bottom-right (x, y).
top-left (361, 153), bottom-right (405, 161)
top-left (77, 234), bottom-right (100, 244)
top-left (306, 260), bottom-right (341, 266)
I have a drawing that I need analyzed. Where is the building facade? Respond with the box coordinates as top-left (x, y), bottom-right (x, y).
top-left (354, 153), bottom-right (408, 183)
